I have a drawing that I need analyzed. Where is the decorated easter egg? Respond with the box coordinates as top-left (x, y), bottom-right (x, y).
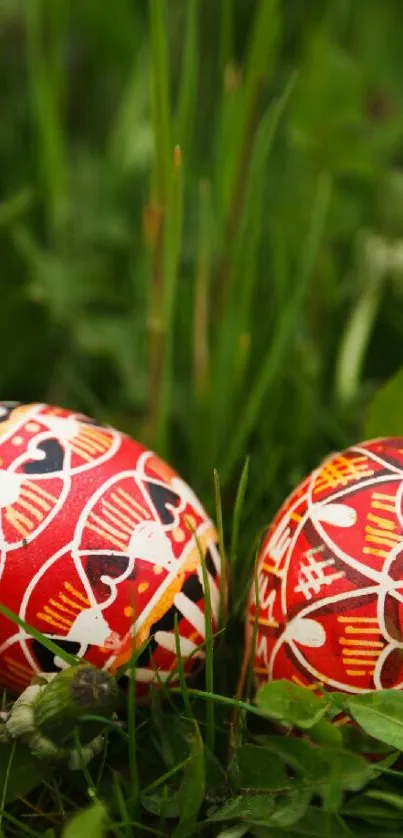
top-left (247, 438), bottom-right (403, 694)
top-left (0, 402), bottom-right (222, 696)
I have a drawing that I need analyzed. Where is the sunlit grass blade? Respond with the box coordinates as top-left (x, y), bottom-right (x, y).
top-left (229, 456), bottom-right (250, 578)
top-left (174, 0), bottom-right (199, 152)
top-left (222, 171), bottom-right (332, 480)
top-left (186, 518), bottom-right (215, 753)
top-left (246, 551), bottom-right (261, 700)
top-left (200, 549), bottom-right (215, 754)
top-left (213, 468), bottom-right (228, 629)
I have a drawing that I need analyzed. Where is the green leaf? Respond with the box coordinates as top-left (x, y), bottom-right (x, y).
top-left (229, 744), bottom-right (288, 790)
top-left (62, 800), bottom-right (107, 838)
top-left (255, 680), bottom-right (330, 729)
top-left (208, 794), bottom-right (276, 824)
top-left (340, 722), bottom-right (394, 755)
top-left (249, 807), bottom-right (353, 837)
top-left (209, 789), bottom-right (314, 830)
top-left (364, 790), bottom-right (403, 812)
top-left (267, 788), bottom-right (311, 828)
top-left (347, 690), bottom-right (403, 750)
top-left (307, 719), bottom-right (343, 748)
top-left (216, 828), bottom-right (249, 838)
top-left (173, 722), bottom-right (205, 838)
top-left (343, 791), bottom-right (403, 821)
top-left (251, 736), bottom-right (328, 779)
top-left (316, 748), bottom-right (373, 812)
top-left (364, 366), bottom-right (403, 438)
top-left (140, 788), bottom-right (180, 819)
top-left (0, 741), bottom-right (50, 804)
top-left (248, 737), bottom-right (372, 810)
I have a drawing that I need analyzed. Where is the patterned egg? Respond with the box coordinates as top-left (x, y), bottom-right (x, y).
top-left (0, 402), bottom-right (222, 696)
top-left (247, 437), bottom-right (403, 695)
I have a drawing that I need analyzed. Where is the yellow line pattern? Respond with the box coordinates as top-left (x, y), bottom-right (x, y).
top-left (337, 616), bottom-right (378, 623)
top-left (313, 454), bottom-right (374, 494)
top-left (5, 508), bottom-right (33, 537)
top-left (101, 505), bottom-right (133, 535)
top-left (86, 522), bottom-right (127, 551)
top-left (64, 583), bottom-right (90, 605)
top-left (343, 648), bottom-right (379, 656)
top-left (37, 611), bottom-right (69, 631)
top-left (102, 498), bottom-right (137, 530)
top-left (25, 480), bottom-right (57, 503)
top-left (5, 657), bottom-right (33, 674)
top-left (367, 513), bottom-right (396, 531)
top-left (116, 487), bottom-right (148, 517)
top-left (42, 606), bottom-right (72, 627)
top-left (340, 639), bottom-right (383, 647)
top-left (363, 547), bottom-right (388, 558)
top-left (20, 486), bottom-right (51, 511)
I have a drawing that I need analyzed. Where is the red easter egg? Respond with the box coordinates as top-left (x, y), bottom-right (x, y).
top-left (247, 438), bottom-right (403, 694)
top-left (0, 402), bottom-right (222, 696)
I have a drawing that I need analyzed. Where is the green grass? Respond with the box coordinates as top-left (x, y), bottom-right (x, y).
top-left (2, 0), bottom-right (403, 834)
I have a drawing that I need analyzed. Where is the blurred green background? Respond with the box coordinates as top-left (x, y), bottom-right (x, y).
top-left (1, 0), bottom-right (403, 551)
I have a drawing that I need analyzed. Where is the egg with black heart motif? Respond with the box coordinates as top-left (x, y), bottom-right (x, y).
top-left (0, 402), bottom-right (223, 696)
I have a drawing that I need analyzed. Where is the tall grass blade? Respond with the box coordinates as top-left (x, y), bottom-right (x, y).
top-left (25, 0), bottom-right (67, 236)
top-left (147, 0), bottom-right (173, 444)
top-left (157, 146), bottom-right (184, 454)
top-left (174, 0), bottom-right (200, 153)
top-left (149, 0), bottom-right (172, 204)
top-left (211, 75), bottom-right (296, 453)
top-left (213, 468), bottom-right (228, 629)
top-left (222, 171), bottom-right (332, 479)
top-left (220, 0), bottom-right (234, 78)
top-left (229, 456), bottom-right (250, 578)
